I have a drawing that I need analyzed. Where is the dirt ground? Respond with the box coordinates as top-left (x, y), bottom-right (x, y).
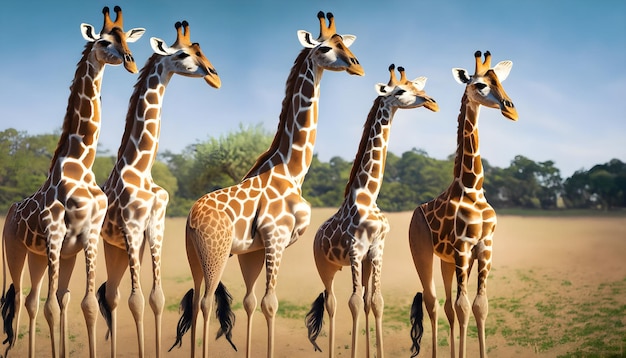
top-left (1, 209), bottom-right (625, 357)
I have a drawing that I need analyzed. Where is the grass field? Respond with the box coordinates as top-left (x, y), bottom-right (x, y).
top-left (1, 210), bottom-right (625, 357)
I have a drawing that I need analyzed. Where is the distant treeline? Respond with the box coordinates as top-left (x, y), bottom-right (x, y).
top-left (1, 126), bottom-right (624, 216)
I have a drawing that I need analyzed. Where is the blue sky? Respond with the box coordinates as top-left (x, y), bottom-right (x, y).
top-left (1, 1), bottom-right (624, 178)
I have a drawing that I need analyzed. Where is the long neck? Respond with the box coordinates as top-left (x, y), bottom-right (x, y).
top-left (49, 43), bottom-right (105, 177)
top-left (453, 92), bottom-right (484, 190)
top-left (114, 55), bottom-right (169, 174)
top-left (345, 97), bottom-right (394, 205)
top-left (244, 49), bottom-right (322, 186)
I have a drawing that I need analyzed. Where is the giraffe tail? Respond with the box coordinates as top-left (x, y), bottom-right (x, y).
top-left (168, 288), bottom-right (194, 351)
top-left (410, 292), bottom-right (424, 357)
top-left (304, 291), bottom-right (325, 352)
top-left (215, 281), bottom-right (237, 351)
top-left (0, 284), bottom-right (16, 353)
top-left (96, 283), bottom-right (112, 340)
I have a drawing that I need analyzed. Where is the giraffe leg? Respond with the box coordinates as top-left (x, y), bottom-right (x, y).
top-left (44, 242), bottom-right (63, 358)
top-left (312, 241), bottom-right (340, 357)
top-left (454, 251), bottom-right (472, 358)
top-left (368, 248), bottom-right (385, 358)
top-left (58, 255), bottom-right (77, 358)
top-left (348, 256), bottom-right (364, 358)
top-left (362, 258), bottom-right (373, 358)
top-left (2, 228), bottom-right (27, 355)
top-left (408, 210), bottom-right (437, 358)
top-left (261, 242), bottom-right (289, 358)
top-left (126, 232), bottom-right (147, 357)
top-left (101, 240), bottom-right (128, 358)
top-left (473, 242), bottom-right (491, 358)
top-left (26, 253), bottom-right (47, 358)
top-left (183, 232), bottom-right (204, 356)
top-left (146, 207), bottom-right (167, 358)
top-left (238, 249), bottom-right (265, 358)
top-left (441, 260), bottom-right (456, 358)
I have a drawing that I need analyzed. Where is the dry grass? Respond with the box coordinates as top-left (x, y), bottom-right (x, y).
top-left (1, 210), bottom-right (625, 357)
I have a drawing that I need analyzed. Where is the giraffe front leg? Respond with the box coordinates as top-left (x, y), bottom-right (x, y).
top-left (238, 249), bottom-right (265, 358)
top-left (441, 260), bottom-right (456, 358)
top-left (26, 253), bottom-right (47, 358)
top-left (147, 203), bottom-right (167, 358)
top-left (348, 258), bottom-right (364, 358)
top-left (454, 251), bottom-right (472, 358)
top-left (44, 246), bottom-right (63, 358)
top-left (369, 251), bottom-right (385, 358)
top-left (473, 241), bottom-right (492, 358)
top-left (81, 236), bottom-right (101, 358)
top-left (58, 255), bottom-right (77, 358)
top-left (261, 240), bottom-right (290, 358)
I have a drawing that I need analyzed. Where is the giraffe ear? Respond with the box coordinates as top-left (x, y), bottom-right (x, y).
top-left (340, 34), bottom-right (356, 47)
top-left (297, 30), bottom-right (320, 48)
top-left (493, 61), bottom-right (513, 82)
top-left (80, 23), bottom-right (100, 42)
top-left (375, 83), bottom-right (393, 96)
top-left (150, 37), bottom-right (176, 55)
top-left (412, 76), bottom-right (427, 91)
top-left (452, 68), bottom-right (471, 84)
top-left (126, 28), bottom-right (146, 43)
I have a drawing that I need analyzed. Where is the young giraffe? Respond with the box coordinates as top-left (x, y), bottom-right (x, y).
top-left (0, 6), bottom-right (144, 358)
top-left (169, 11), bottom-right (364, 358)
top-left (97, 21), bottom-right (221, 358)
top-left (305, 64), bottom-right (439, 358)
top-left (408, 51), bottom-right (518, 358)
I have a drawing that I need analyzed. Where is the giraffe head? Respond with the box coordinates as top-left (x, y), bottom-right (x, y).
top-left (80, 6), bottom-right (145, 73)
top-left (296, 11), bottom-right (364, 76)
top-left (375, 64), bottom-right (439, 112)
top-left (452, 51), bottom-right (518, 121)
top-left (149, 21), bottom-right (221, 88)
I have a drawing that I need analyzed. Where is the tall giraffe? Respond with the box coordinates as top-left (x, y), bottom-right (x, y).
top-left (169, 11), bottom-right (364, 358)
top-left (96, 21), bottom-right (221, 358)
top-left (0, 6), bottom-right (144, 358)
top-left (305, 64), bottom-right (439, 358)
top-left (408, 51), bottom-right (517, 358)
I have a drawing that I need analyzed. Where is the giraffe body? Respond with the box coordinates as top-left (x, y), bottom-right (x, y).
top-left (170, 12), bottom-right (364, 358)
top-left (97, 21), bottom-right (220, 358)
top-left (305, 65), bottom-right (438, 358)
top-left (409, 51), bottom-right (518, 358)
top-left (0, 7), bottom-right (144, 358)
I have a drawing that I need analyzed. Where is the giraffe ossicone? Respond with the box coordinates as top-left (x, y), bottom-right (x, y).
top-left (409, 50), bottom-right (517, 358)
top-left (304, 64), bottom-right (437, 358)
top-left (0, 6), bottom-right (143, 358)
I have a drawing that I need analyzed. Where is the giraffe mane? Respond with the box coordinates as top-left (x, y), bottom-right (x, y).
top-left (50, 42), bottom-right (95, 172)
top-left (343, 96), bottom-right (383, 197)
top-left (243, 48), bottom-right (312, 179)
top-left (115, 53), bottom-right (161, 160)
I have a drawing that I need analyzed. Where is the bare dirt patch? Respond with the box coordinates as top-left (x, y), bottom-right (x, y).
top-left (1, 211), bottom-right (625, 357)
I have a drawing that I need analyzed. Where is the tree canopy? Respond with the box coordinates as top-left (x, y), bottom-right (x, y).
top-left (0, 127), bottom-right (624, 216)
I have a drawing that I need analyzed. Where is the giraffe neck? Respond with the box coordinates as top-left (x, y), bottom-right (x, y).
top-left (114, 54), bottom-right (170, 175)
top-left (49, 43), bottom-right (105, 180)
top-left (344, 97), bottom-right (394, 205)
top-left (453, 93), bottom-right (484, 190)
top-left (244, 49), bottom-right (322, 185)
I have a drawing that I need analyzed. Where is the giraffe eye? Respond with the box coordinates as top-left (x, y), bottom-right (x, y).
top-left (318, 46), bottom-right (332, 54)
top-left (395, 89), bottom-right (406, 96)
top-left (177, 52), bottom-right (190, 59)
top-left (98, 40), bottom-right (111, 48)
top-left (475, 83), bottom-right (487, 90)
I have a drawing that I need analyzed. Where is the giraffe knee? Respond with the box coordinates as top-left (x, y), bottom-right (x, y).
top-left (261, 293), bottom-right (278, 318)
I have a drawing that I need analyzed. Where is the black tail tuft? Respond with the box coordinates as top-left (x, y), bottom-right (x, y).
top-left (215, 281), bottom-right (237, 351)
top-left (168, 288), bottom-right (194, 352)
top-left (97, 282), bottom-right (112, 340)
top-left (1, 284), bottom-right (16, 349)
top-left (410, 292), bottom-right (424, 357)
top-left (304, 292), bottom-right (325, 352)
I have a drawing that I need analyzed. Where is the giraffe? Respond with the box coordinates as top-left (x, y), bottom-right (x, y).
top-left (0, 6), bottom-right (144, 358)
top-left (408, 51), bottom-right (518, 358)
top-left (169, 11), bottom-right (364, 358)
top-left (96, 21), bottom-right (221, 358)
top-left (305, 64), bottom-right (439, 358)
